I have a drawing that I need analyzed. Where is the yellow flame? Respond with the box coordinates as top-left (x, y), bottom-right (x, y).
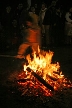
top-left (23, 47), bottom-right (63, 81)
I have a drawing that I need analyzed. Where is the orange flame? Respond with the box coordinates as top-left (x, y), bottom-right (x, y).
top-left (24, 48), bottom-right (62, 80)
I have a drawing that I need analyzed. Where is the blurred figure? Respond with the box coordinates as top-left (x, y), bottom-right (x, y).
top-left (34, 3), bottom-right (39, 15)
top-left (2, 5), bottom-right (12, 27)
top-left (19, 5), bottom-right (29, 29)
top-left (11, 19), bottom-right (21, 48)
top-left (29, 6), bottom-right (41, 47)
top-left (3, 5), bottom-right (13, 30)
top-left (16, 16), bottom-right (41, 59)
top-left (65, 7), bottom-right (72, 44)
top-left (43, 1), bottom-right (57, 47)
top-left (1, 5), bottom-right (14, 49)
top-left (39, 3), bottom-right (47, 34)
top-left (29, 6), bottom-right (39, 26)
top-left (27, 0), bottom-right (31, 9)
top-left (51, 6), bottom-right (63, 46)
top-left (14, 3), bottom-right (23, 26)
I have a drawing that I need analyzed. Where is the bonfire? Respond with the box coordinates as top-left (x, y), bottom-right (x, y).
top-left (16, 47), bottom-right (72, 96)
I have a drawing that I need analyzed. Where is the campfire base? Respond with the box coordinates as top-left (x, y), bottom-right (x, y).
top-left (7, 69), bottom-right (72, 97)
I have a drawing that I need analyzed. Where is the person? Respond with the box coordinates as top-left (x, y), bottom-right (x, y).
top-left (29, 6), bottom-right (41, 47)
top-left (65, 7), bottom-right (72, 44)
top-left (34, 3), bottom-right (39, 15)
top-left (39, 3), bottom-right (47, 34)
top-left (16, 16), bottom-right (41, 59)
top-left (29, 6), bottom-right (39, 26)
top-left (51, 6), bottom-right (63, 46)
top-left (42, 0), bottom-right (58, 47)
top-left (14, 3), bottom-right (23, 27)
top-left (19, 5), bottom-right (29, 29)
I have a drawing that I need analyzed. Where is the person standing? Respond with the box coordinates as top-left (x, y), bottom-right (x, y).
top-left (65, 7), bottom-right (72, 44)
top-left (39, 3), bottom-right (47, 35)
top-left (27, 0), bottom-right (31, 9)
top-left (42, 0), bottom-right (57, 47)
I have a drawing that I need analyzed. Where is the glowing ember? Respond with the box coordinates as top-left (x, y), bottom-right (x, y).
top-left (17, 47), bottom-right (72, 96)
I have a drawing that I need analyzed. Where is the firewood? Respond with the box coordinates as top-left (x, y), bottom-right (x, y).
top-left (21, 89), bottom-right (28, 96)
top-left (53, 71), bottom-right (60, 75)
top-left (26, 67), bottom-right (54, 91)
top-left (17, 79), bottom-right (30, 83)
top-left (47, 75), bottom-right (58, 81)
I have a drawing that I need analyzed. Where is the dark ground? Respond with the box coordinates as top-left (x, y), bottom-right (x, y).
top-left (0, 46), bottom-right (72, 108)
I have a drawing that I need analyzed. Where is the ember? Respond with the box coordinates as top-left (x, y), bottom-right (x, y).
top-left (17, 47), bottom-right (72, 96)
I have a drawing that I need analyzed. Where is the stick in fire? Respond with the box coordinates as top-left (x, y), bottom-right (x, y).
top-left (26, 67), bottom-right (54, 91)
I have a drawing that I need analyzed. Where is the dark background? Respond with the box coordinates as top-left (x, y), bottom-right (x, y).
top-left (0, 1), bottom-right (72, 108)
top-left (0, 0), bottom-right (72, 18)
top-left (0, 0), bottom-right (72, 8)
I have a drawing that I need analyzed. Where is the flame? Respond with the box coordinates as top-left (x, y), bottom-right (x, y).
top-left (24, 48), bottom-right (62, 81)
top-left (18, 47), bottom-right (72, 96)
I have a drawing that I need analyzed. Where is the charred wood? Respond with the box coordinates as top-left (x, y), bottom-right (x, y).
top-left (26, 67), bottom-right (54, 91)
top-left (47, 75), bottom-right (58, 81)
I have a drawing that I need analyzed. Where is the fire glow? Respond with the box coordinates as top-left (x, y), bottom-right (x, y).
top-left (17, 48), bottom-right (72, 96)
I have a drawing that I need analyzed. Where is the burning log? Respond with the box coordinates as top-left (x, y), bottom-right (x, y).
top-left (53, 71), bottom-right (60, 75)
top-left (26, 67), bottom-right (54, 91)
top-left (47, 75), bottom-right (58, 81)
top-left (17, 79), bottom-right (30, 83)
top-left (32, 72), bottom-right (54, 91)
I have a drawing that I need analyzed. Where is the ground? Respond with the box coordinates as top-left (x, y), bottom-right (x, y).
top-left (0, 46), bottom-right (72, 108)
